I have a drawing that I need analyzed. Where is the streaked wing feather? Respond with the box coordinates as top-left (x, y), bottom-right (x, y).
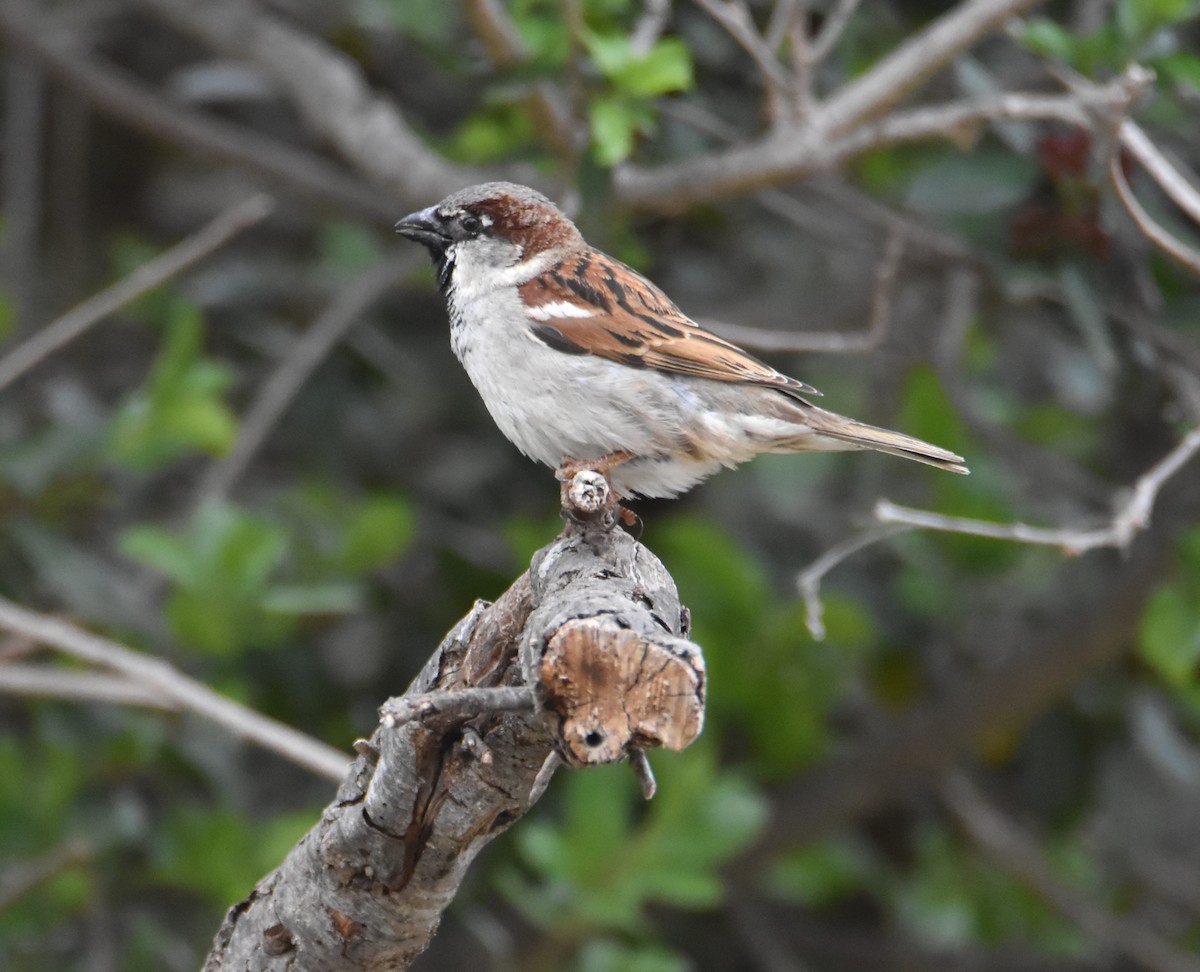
top-left (519, 249), bottom-right (820, 396)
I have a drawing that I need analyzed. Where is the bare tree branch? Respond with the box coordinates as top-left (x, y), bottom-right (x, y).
top-left (630, 0), bottom-right (673, 55)
top-left (820, 0), bottom-right (1048, 135)
top-left (1111, 145), bottom-right (1200, 274)
top-left (0, 663), bottom-right (179, 710)
top-left (617, 0), bottom-right (1057, 210)
top-left (744, 492), bottom-right (1183, 863)
top-left (0, 2), bottom-right (397, 226)
top-left (461, 0), bottom-right (583, 162)
top-left (702, 227), bottom-right (904, 353)
top-left (0, 194), bottom-right (274, 392)
top-left (796, 524), bottom-right (909, 639)
top-left (942, 772), bottom-right (1200, 972)
top-left (809, 0), bottom-right (865, 64)
top-left (0, 838), bottom-right (92, 911)
top-left (1120, 118), bottom-right (1200, 228)
top-left (0, 597), bottom-right (350, 782)
top-left (875, 425), bottom-right (1200, 554)
top-left (133, 0), bottom-right (513, 202)
top-left (694, 0), bottom-right (794, 119)
top-left (192, 252), bottom-right (415, 508)
top-left (617, 72), bottom-right (1141, 211)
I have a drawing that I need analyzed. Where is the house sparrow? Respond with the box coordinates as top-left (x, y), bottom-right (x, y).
top-left (397, 182), bottom-right (967, 499)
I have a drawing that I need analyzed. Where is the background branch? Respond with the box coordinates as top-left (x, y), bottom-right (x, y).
top-left (0, 597), bottom-right (350, 781)
top-left (0, 2), bottom-right (397, 225)
top-left (192, 253), bottom-right (415, 508)
top-left (942, 773), bottom-right (1200, 972)
top-left (0, 194), bottom-right (273, 391)
top-left (133, 0), bottom-right (511, 203)
top-left (875, 425), bottom-right (1200, 554)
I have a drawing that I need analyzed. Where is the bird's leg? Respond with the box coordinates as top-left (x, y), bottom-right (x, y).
top-left (556, 450), bottom-right (635, 485)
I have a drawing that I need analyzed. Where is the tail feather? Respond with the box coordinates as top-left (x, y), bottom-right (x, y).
top-left (796, 405), bottom-right (969, 475)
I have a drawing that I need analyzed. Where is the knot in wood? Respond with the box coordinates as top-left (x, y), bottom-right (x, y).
top-left (538, 615), bottom-right (705, 766)
top-left (568, 465), bottom-right (614, 511)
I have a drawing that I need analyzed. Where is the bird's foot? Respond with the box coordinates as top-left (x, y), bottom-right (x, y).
top-left (555, 451), bottom-right (634, 484)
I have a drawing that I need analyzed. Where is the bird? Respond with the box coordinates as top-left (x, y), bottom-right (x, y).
top-left (396, 182), bottom-right (967, 500)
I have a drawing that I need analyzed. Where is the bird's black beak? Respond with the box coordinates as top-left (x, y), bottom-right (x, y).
top-left (395, 205), bottom-right (451, 253)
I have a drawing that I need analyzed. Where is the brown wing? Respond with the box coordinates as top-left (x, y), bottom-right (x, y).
top-left (519, 249), bottom-right (820, 397)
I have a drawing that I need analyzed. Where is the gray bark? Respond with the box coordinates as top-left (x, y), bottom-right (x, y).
top-left (202, 520), bottom-right (703, 971)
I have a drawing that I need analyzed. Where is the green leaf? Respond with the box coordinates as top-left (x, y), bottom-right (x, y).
top-left (153, 806), bottom-right (311, 906)
top-left (120, 526), bottom-right (199, 586)
top-left (1139, 585), bottom-right (1200, 685)
top-left (1118, 0), bottom-right (1198, 41)
top-left (506, 750), bottom-right (765, 934)
top-left (575, 940), bottom-right (687, 972)
top-left (337, 494), bottom-right (415, 572)
top-left (589, 95), bottom-right (654, 166)
top-left (1021, 18), bottom-right (1082, 62)
top-left (584, 32), bottom-right (694, 96)
top-left (107, 304), bottom-right (237, 470)
top-left (0, 291), bottom-right (14, 342)
top-left (444, 104), bottom-right (538, 164)
top-left (318, 221), bottom-right (383, 275)
top-left (371, 0), bottom-right (458, 45)
top-left (209, 510), bottom-right (288, 592)
top-left (167, 590), bottom-right (243, 657)
top-left (770, 839), bottom-right (878, 905)
top-left (1157, 52), bottom-right (1200, 92)
top-left (511, 0), bottom-right (572, 66)
top-left (262, 582), bottom-right (362, 615)
top-left (124, 504), bottom-right (296, 654)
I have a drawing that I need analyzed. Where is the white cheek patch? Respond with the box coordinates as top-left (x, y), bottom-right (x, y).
top-left (527, 301), bottom-right (597, 321)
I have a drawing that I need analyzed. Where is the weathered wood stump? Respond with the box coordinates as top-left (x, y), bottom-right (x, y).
top-left (202, 473), bottom-right (705, 971)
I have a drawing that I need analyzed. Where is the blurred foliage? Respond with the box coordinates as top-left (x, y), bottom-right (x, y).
top-left (500, 746), bottom-right (765, 940)
top-left (2, 0), bottom-right (1200, 969)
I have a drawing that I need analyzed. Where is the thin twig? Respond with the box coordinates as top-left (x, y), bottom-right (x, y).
top-left (1111, 146), bottom-right (1200, 274)
top-left (693, 0), bottom-right (793, 119)
top-left (530, 751), bottom-right (563, 805)
top-left (809, 0), bottom-right (864, 64)
top-left (796, 524), bottom-right (910, 639)
top-left (1050, 60), bottom-right (1200, 230)
top-left (0, 3), bottom-right (396, 226)
top-left (765, 0), bottom-right (800, 52)
top-left (0, 663), bottom-right (179, 710)
top-left (703, 227), bottom-right (904, 354)
top-left (820, 0), bottom-right (1047, 136)
top-left (0, 194), bottom-right (273, 392)
top-left (630, 0), bottom-right (672, 56)
top-left (942, 772), bottom-right (1200, 972)
top-left (133, 0), bottom-right (492, 202)
top-left (630, 749), bottom-right (658, 800)
top-left (193, 253), bottom-right (413, 508)
top-left (0, 596), bottom-right (350, 781)
top-left (0, 838), bottom-right (92, 911)
top-left (875, 426), bottom-right (1200, 554)
top-left (1120, 118), bottom-right (1200, 229)
top-left (616, 0), bottom-right (1055, 210)
top-left (461, 0), bottom-right (582, 161)
top-left (379, 686), bottom-right (536, 728)
top-left (785, 0), bottom-right (815, 117)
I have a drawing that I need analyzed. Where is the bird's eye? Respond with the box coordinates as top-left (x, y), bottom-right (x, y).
top-left (459, 212), bottom-right (483, 235)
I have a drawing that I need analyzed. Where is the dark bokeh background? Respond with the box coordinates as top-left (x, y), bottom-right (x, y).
top-left (3, 0), bottom-right (1200, 969)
